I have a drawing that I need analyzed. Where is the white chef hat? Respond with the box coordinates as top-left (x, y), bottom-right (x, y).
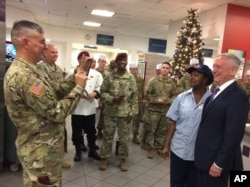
top-left (247, 70), bottom-right (250, 76)
top-left (190, 58), bottom-right (199, 65)
top-left (156, 63), bottom-right (162, 69)
top-left (129, 63), bottom-right (137, 68)
top-left (98, 54), bottom-right (106, 61)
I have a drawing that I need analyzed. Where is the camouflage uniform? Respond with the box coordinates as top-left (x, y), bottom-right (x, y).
top-left (144, 75), bottom-right (176, 150)
top-left (140, 75), bottom-right (155, 146)
top-left (103, 66), bottom-right (114, 75)
top-left (4, 58), bottom-right (83, 187)
top-left (37, 61), bottom-right (69, 154)
top-left (132, 76), bottom-right (144, 136)
top-left (96, 68), bottom-right (110, 134)
top-left (211, 80), bottom-right (247, 92)
top-left (37, 61), bottom-right (64, 91)
top-left (175, 73), bottom-right (190, 96)
top-left (244, 82), bottom-right (250, 96)
top-left (100, 71), bottom-right (138, 159)
top-left (241, 81), bottom-right (250, 122)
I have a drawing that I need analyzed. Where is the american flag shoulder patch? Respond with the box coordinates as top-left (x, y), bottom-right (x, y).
top-left (30, 81), bottom-right (45, 96)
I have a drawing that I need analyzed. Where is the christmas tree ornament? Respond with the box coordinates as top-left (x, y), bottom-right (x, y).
top-left (171, 8), bottom-right (204, 81)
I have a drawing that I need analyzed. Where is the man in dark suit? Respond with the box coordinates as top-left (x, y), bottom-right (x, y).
top-left (195, 53), bottom-right (249, 187)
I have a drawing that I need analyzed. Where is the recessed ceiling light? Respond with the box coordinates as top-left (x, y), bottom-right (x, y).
top-left (83, 21), bottom-right (101, 27)
top-left (91, 9), bottom-right (115, 17)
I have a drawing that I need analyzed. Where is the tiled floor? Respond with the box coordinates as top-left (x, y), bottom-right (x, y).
top-left (0, 118), bottom-right (170, 187)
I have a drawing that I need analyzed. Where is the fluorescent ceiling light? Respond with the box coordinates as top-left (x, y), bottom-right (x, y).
top-left (84, 45), bottom-right (98, 49)
top-left (83, 21), bottom-right (101, 27)
top-left (213, 38), bottom-right (220, 41)
top-left (91, 9), bottom-right (115, 17)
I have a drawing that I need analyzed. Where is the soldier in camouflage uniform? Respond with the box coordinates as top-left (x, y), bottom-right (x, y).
top-left (38, 44), bottom-right (64, 89)
top-left (144, 62), bottom-right (176, 158)
top-left (211, 79), bottom-right (246, 92)
top-left (99, 53), bottom-right (138, 171)
top-left (37, 43), bottom-right (71, 169)
top-left (104, 59), bottom-right (116, 75)
top-left (244, 70), bottom-right (250, 95)
top-left (244, 70), bottom-right (250, 123)
top-left (95, 56), bottom-right (107, 138)
top-left (129, 63), bottom-right (144, 144)
top-left (175, 73), bottom-right (190, 95)
top-left (140, 63), bottom-right (162, 149)
top-left (4, 20), bottom-right (88, 187)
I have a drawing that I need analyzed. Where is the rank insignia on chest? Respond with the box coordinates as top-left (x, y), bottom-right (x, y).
top-left (30, 81), bottom-right (45, 96)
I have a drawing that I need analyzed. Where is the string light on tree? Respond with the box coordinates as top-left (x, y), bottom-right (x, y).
top-left (171, 8), bottom-right (205, 81)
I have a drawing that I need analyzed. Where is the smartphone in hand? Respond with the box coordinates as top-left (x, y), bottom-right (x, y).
top-left (85, 59), bottom-right (92, 76)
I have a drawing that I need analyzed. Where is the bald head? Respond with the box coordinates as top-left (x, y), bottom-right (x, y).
top-left (43, 44), bottom-right (58, 64)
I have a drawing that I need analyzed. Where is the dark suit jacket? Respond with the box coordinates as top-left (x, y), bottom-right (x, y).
top-left (195, 81), bottom-right (249, 171)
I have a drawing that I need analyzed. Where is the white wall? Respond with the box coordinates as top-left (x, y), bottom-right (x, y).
top-left (6, 5), bottom-right (227, 70)
top-left (166, 5), bottom-right (227, 58)
top-left (6, 6), bottom-right (34, 29)
top-left (6, 6), bottom-right (152, 70)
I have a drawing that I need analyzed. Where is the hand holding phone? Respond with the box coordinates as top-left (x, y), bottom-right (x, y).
top-left (85, 58), bottom-right (92, 76)
top-left (76, 56), bottom-right (92, 75)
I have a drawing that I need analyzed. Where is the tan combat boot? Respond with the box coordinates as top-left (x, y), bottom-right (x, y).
top-left (157, 149), bottom-right (163, 156)
top-left (119, 159), bottom-right (128, 171)
top-left (140, 140), bottom-right (146, 150)
top-left (147, 149), bottom-right (154, 159)
top-left (62, 160), bottom-right (71, 169)
top-left (99, 159), bottom-right (107, 170)
top-left (132, 135), bottom-right (140, 144)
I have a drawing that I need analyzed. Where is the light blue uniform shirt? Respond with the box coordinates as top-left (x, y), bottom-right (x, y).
top-left (166, 88), bottom-right (211, 161)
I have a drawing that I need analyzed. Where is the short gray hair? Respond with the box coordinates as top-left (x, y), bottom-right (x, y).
top-left (11, 20), bottom-right (44, 47)
top-left (217, 53), bottom-right (241, 70)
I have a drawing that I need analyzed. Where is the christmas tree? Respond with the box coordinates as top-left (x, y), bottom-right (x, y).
top-left (171, 9), bottom-right (205, 81)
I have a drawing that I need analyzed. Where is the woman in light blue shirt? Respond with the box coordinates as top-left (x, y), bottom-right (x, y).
top-left (161, 64), bottom-right (214, 187)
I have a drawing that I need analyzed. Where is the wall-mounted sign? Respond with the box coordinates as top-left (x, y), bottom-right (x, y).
top-left (148, 38), bottom-right (167, 54)
top-left (138, 54), bottom-right (145, 62)
top-left (228, 49), bottom-right (246, 80)
top-left (203, 48), bottom-right (213, 57)
top-left (96, 34), bottom-right (114, 46)
top-left (228, 49), bottom-right (246, 58)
